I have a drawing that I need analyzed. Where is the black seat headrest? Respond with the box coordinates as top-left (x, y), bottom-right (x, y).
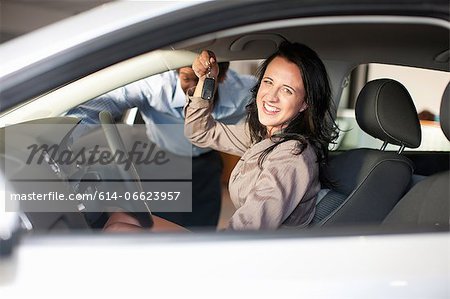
top-left (440, 83), bottom-right (449, 141)
top-left (355, 79), bottom-right (421, 148)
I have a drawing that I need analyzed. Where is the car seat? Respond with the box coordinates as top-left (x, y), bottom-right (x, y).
top-left (382, 82), bottom-right (449, 229)
top-left (311, 79), bottom-right (422, 226)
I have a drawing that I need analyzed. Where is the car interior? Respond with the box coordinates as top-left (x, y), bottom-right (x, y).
top-left (382, 83), bottom-right (449, 229)
top-left (0, 15), bottom-right (449, 233)
top-left (312, 78), bottom-right (422, 226)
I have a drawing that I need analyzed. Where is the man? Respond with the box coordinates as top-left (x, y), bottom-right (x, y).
top-left (67, 63), bottom-right (255, 229)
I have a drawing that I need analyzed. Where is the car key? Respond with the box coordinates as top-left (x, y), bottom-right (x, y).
top-left (201, 67), bottom-right (216, 100)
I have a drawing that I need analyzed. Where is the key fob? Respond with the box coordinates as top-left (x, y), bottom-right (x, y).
top-left (201, 77), bottom-right (216, 100)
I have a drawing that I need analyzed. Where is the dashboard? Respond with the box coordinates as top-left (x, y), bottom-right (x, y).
top-left (0, 117), bottom-right (126, 230)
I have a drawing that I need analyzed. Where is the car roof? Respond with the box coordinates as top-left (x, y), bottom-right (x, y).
top-left (0, 1), bottom-right (209, 77)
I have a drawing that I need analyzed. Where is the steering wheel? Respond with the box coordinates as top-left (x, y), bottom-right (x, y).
top-left (99, 111), bottom-right (154, 228)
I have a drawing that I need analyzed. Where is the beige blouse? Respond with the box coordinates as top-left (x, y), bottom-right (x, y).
top-left (184, 96), bottom-right (320, 230)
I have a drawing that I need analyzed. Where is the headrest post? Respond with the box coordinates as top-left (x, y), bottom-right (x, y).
top-left (380, 141), bottom-right (388, 151)
top-left (397, 144), bottom-right (406, 154)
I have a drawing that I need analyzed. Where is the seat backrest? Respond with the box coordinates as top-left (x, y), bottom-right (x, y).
top-left (312, 79), bottom-right (421, 226)
top-left (382, 82), bottom-right (449, 229)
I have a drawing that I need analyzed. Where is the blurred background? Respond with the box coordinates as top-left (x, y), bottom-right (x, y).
top-left (0, 0), bottom-right (114, 42)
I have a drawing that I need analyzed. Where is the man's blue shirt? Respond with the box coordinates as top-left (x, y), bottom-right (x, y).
top-left (67, 69), bottom-right (256, 156)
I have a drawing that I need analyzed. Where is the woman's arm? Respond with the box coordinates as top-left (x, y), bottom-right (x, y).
top-left (184, 50), bottom-right (252, 156)
top-left (184, 95), bottom-right (251, 156)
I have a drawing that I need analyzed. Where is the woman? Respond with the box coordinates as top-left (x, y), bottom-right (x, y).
top-left (185, 41), bottom-right (338, 230)
top-left (104, 42), bottom-right (338, 231)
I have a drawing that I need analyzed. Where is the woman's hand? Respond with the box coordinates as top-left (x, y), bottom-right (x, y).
top-left (191, 50), bottom-right (219, 98)
top-left (192, 50), bottom-right (219, 80)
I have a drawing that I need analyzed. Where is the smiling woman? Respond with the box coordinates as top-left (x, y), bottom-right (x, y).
top-left (102, 42), bottom-right (338, 231)
top-left (183, 42), bottom-right (339, 230)
top-left (256, 56), bottom-right (307, 135)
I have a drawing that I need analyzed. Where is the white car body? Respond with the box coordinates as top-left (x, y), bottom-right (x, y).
top-left (0, 1), bottom-right (448, 298)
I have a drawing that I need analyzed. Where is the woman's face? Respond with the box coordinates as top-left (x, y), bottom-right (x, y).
top-left (256, 56), bottom-right (307, 136)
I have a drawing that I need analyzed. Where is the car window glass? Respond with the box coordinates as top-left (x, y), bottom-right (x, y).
top-left (336, 63), bottom-right (450, 152)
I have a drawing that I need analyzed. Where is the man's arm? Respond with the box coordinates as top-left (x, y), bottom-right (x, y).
top-left (66, 77), bottom-right (161, 124)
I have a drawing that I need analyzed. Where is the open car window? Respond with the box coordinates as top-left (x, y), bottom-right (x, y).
top-left (336, 63), bottom-right (450, 152)
top-left (0, 1), bottom-right (449, 296)
top-left (1, 11), bottom-right (448, 233)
